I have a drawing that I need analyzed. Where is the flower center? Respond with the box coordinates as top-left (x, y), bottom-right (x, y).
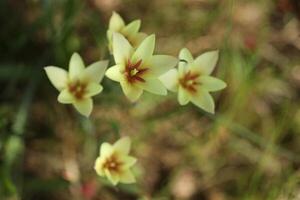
top-left (103, 154), bottom-right (122, 172)
top-left (179, 71), bottom-right (200, 93)
top-left (124, 59), bottom-right (148, 83)
top-left (68, 80), bottom-right (87, 100)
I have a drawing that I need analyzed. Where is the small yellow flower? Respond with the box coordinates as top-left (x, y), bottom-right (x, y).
top-left (105, 33), bottom-right (178, 102)
top-left (107, 11), bottom-right (147, 53)
top-left (160, 48), bottom-right (226, 113)
top-left (44, 53), bottom-right (108, 117)
top-left (94, 137), bottom-right (137, 186)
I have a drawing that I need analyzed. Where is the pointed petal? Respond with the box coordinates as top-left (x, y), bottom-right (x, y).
top-left (100, 142), bottom-right (113, 157)
top-left (139, 78), bottom-right (167, 95)
top-left (179, 48), bottom-right (194, 63)
top-left (107, 30), bottom-right (114, 54)
top-left (109, 11), bottom-right (125, 31)
top-left (94, 157), bottom-right (105, 176)
top-left (105, 65), bottom-right (123, 82)
top-left (150, 55), bottom-right (178, 76)
top-left (44, 66), bottom-right (68, 91)
top-left (83, 60), bottom-right (108, 83)
top-left (122, 20), bottom-right (141, 36)
top-left (123, 156), bottom-right (137, 168)
top-left (159, 69), bottom-right (179, 92)
top-left (131, 32), bottom-right (147, 47)
top-left (179, 48), bottom-right (194, 69)
top-left (120, 80), bottom-right (143, 102)
top-left (113, 136), bottom-right (131, 155)
top-left (69, 53), bottom-right (85, 80)
top-left (113, 33), bottom-right (133, 65)
top-left (191, 89), bottom-right (215, 113)
top-left (119, 170), bottom-right (136, 184)
top-left (57, 89), bottom-right (74, 104)
top-left (194, 50), bottom-right (219, 75)
top-left (105, 169), bottom-right (119, 185)
top-left (178, 62), bottom-right (189, 77)
top-left (73, 98), bottom-right (93, 117)
top-left (85, 83), bottom-right (103, 97)
top-left (132, 34), bottom-right (155, 63)
top-left (178, 86), bottom-right (190, 105)
top-left (199, 76), bottom-right (227, 92)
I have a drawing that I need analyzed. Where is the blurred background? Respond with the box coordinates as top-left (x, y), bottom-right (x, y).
top-left (0, 0), bottom-right (300, 199)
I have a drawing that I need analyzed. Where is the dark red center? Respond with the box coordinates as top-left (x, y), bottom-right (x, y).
top-left (124, 59), bottom-right (148, 83)
top-left (179, 71), bottom-right (200, 93)
top-left (102, 154), bottom-right (122, 172)
top-left (68, 80), bottom-right (87, 100)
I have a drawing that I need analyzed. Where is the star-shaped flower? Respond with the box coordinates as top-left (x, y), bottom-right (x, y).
top-left (107, 11), bottom-right (147, 53)
top-left (105, 33), bottom-right (178, 102)
top-left (160, 48), bottom-right (226, 113)
top-left (44, 53), bottom-right (108, 117)
top-left (94, 137), bottom-right (137, 186)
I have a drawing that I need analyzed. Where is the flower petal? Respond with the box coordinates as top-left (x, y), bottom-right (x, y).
top-left (44, 66), bottom-right (68, 91)
top-left (107, 30), bottom-right (114, 54)
top-left (190, 89), bottom-right (215, 113)
top-left (139, 78), bottom-right (167, 95)
top-left (119, 170), bottom-right (136, 184)
top-left (105, 65), bottom-right (123, 82)
top-left (199, 76), bottom-right (227, 92)
top-left (159, 69), bottom-right (179, 92)
top-left (100, 142), bottom-right (113, 157)
top-left (193, 50), bottom-right (219, 75)
top-left (123, 156), bottom-right (137, 168)
top-left (109, 11), bottom-right (125, 31)
top-left (122, 20), bottom-right (141, 36)
top-left (159, 69), bottom-right (178, 92)
top-left (113, 33), bottom-right (133, 65)
top-left (131, 32), bottom-right (147, 47)
top-left (57, 89), bottom-right (74, 104)
top-left (179, 48), bottom-right (194, 64)
top-left (150, 55), bottom-right (178, 76)
top-left (179, 48), bottom-right (194, 70)
top-left (82, 60), bottom-right (108, 83)
top-left (73, 98), bottom-right (93, 117)
top-left (178, 86), bottom-right (190, 105)
top-left (178, 62), bottom-right (189, 77)
top-left (120, 80), bottom-right (143, 102)
top-left (113, 136), bottom-right (131, 155)
top-left (94, 157), bottom-right (105, 176)
top-left (105, 169), bottom-right (119, 185)
top-left (69, 53), bottom-right (85, 80)
top-left (132, 34), bottom-right (155, 63)
top-left (85, 83), bottom-right (103, 97)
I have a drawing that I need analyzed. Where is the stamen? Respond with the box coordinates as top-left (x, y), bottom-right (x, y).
top-left (103, 154), bottom-right (122, 172)
top-left (68, 80), bottom-right (87, 100)
top-left (125, 59), bottom-right (148, 83)
top-left (179, 71), bottom-right (200, 93)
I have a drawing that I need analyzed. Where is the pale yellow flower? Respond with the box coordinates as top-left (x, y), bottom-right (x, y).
top-left (94, 137), bottom-right (137, 186)
top-left (107, 11), bottom-right (147, 53)
top-left (160, 48), bottom-right (226, 113)
top-left (105, 33), bottom-right (178, 102)
top-left (44, 53), bottom-right (108, 117)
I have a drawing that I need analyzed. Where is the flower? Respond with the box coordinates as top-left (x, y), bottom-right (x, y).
top-left (105, 33), bottom-right (178, 102)
top-left (160, 48), bottom-right (226, 113)
top-left (94, 137), bottom-right (137, 185)
top-left (107, 11), bottom-right (147, 53)
top-left (44, 53), bottom-right (108, 117)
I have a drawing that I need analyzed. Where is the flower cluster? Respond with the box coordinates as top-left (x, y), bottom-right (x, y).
top-left (44, 12), bottom-right (227, 186)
